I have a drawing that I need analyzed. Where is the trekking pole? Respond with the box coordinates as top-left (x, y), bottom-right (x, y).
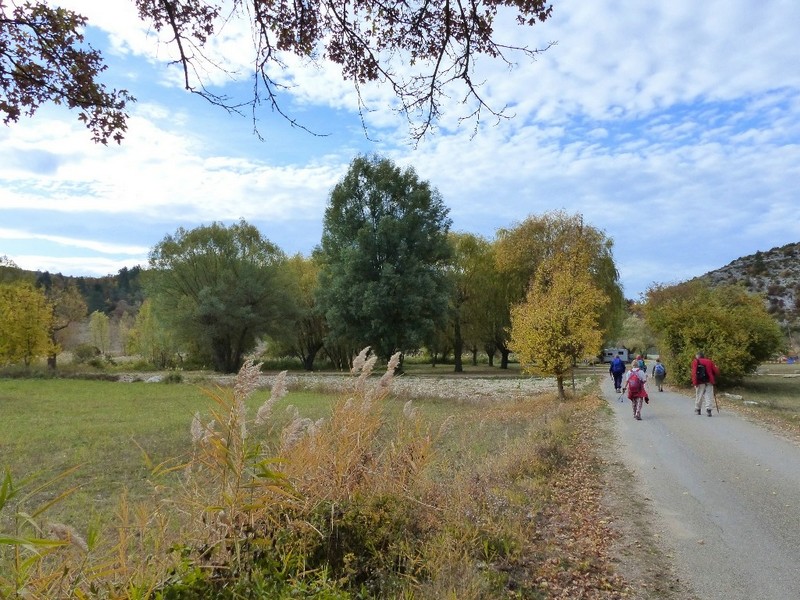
top-left (714, 386), bottom-right (720, 413)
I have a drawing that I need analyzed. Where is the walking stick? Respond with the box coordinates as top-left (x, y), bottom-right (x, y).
top-left (713, 385), bottom-right (720, 413)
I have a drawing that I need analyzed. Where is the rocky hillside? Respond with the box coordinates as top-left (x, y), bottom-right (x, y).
top-left (699, 241), bottom-right (800, 327)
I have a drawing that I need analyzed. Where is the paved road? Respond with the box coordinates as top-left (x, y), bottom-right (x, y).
top-left (602, 376), bottom-right (800, 600)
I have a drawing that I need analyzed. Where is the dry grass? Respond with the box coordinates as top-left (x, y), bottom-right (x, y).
top-left (2, 354), bottom-right (634, 598)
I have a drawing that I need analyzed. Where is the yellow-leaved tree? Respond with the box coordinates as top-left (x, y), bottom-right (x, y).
top-left (510, 248), bottom-right (608, 400)
top-left (0, 281), bottom-right (56, 367)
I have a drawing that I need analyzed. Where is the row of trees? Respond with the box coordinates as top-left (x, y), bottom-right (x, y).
top-left (3, 154), bottom-right (783, 388)
top-left (139, 156), bottom-right (625, 381)
top-left (1, 156), bottom-right (626, 383)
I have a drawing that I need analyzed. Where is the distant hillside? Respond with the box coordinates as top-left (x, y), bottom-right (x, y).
top-left (698, 241), bottom-right (800, 327)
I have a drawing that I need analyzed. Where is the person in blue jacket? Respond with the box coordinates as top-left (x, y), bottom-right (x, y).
top-left (609, 355), bottom-right (626, 393)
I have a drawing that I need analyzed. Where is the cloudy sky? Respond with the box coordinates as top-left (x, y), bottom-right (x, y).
top-left (2, 0), bottom-right (799, 300)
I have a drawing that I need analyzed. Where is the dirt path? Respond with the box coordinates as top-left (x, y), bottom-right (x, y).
top-left (601, 377), bottom-right (800, 600)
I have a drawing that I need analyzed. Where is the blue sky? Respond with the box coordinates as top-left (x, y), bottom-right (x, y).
top-left (2, 0), bottom-right (799, 300)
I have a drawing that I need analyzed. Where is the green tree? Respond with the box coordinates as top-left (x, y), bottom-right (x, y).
top-left (510, 249), bottom-right (608, 400)
top-left (146, 220), bottom-right (295, 373)
top-left (617, 312), bottom-right (657, 359)
top-left (88, 310), bottom-right (111, 356)
top-left (271, 253), bottom-right (327, 371)
top-left (446, 232), bottom-right (493, 372)
top-left (644, 280), bottom-right (784, 384)
top-left (0, 281), bottom-right (55, 366)
top-left (2, 1), bottom-right (553, 142)
top-left (494, 211), bottom-right (625, 368)
top-left (317, 155), bottom-right (453, 365)
top-left (127, 299), bottom-right (182, 368)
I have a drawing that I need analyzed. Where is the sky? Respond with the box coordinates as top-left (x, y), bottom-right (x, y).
top-left (2, 0), bottom-right (799, 301)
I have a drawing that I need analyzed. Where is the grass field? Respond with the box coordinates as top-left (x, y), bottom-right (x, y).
top-left (1, 367), bottom-right (636, 598)
top-left (723, 363), bottom-right (800, 435)
top-left (1, 362), bottom-right (796, 598)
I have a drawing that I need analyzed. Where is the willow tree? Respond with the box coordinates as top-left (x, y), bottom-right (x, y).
top-left (271, 253), bottom-right (328, 371)
top-left (494, 211), bottom-right (625, 368)
top-left (510, 249), bottom-right (608, 400)
top-left (146, 220), bottom-right (295, 373)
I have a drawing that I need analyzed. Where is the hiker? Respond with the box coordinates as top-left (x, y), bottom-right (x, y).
top-left (691, 352), bottom-right (720, 417)
top-left (609, 355), bottom-right (626, 392)
top-left (635, 354), bottom-right (647, 372)
top-left (652, 358), bottom-right (667, 392)
top-left (623, 361), bottom-right (649, 420)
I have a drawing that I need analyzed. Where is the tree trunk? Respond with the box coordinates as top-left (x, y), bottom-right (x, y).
top-left (557, 375), bottom-right (566, 401)
top-left (485, 344), bottom-right (495, 366)
top-left (47, 354), bottom-right (57, 370)
top-left (500, 348), bottom-right (510, 369)
top-left (453, 317), bottom-right (463, 373)
top-left (302, 349), bottom-right (318, 371)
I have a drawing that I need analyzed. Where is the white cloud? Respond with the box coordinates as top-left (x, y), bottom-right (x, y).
top-left (6, 0), bottom-right (799, 298)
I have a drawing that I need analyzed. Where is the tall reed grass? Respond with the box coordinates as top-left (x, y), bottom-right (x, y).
top-left (1, 348), bottom-right (624, 598)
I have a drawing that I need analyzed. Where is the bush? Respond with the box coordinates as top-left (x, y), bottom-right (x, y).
top-left (163, 372), bottom-right (184, 384)
top-left (72, 343), bottom-right (101, 364)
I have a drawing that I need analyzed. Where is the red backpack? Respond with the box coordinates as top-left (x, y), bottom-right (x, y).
top-left (627, 371), bottom-right (642, 398)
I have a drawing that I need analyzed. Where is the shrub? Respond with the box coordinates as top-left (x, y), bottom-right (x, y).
top-left (72, 343), bottom-right (101, 364)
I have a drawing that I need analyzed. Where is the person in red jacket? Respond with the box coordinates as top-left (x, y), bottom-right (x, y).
top-left (623, 362), bottom-right (648, 420)
top-left (691, 351), bottom-right (720, 417)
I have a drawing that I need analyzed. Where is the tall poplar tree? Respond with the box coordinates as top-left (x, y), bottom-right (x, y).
top-left (317, 155), bottom-right (452, 365)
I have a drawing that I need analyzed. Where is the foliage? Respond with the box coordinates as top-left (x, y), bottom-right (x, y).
top-left (617, 312), bottom-right (657, 357)
top-left (269, 254), bottom-right (327, 371)
top-left (317, 155), bottom-right (453, 363)
top-left (442, 232), bottom-right (493, 372)
top-left (42, 280), bottom-right (87, 368)
top-left (496, 210), bottom-right (625, 338)
top-left (2, 1), bottom-right (555, 142)
top-left (89, 310), bottom-right (111, 355)
top-left (127, 299), bottom-right (183, 368)
top-left (510, 248), bottom-right (608, 400)
top-left (0, 1), bottom-right (133, 143)
top-left (0, 281), bottom-right (55, 366)
top-left (644, 280), bottom-right (784, 384)
top-left (146, 219), bottom-right (296, 373)
top-left (71, 342), bottom-right (101, 364)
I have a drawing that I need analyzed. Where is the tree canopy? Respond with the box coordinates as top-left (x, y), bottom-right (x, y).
top-left (0, 2), bottom-right (133, 143)
top-left (270, 253), bottom-right (328, 371)
top-left (644, 280), bottom-right (784, 384)
top-left (0, 280), bottom-right (55, 366)
top-left (317, 154), bottom-right (453, 363)
top-left (2, 1), bottom-right (553, 142)
top-left (493, 211), bottom-right (625, 366)
top-left (146, 219), bottom-right (295, 373)
top-left (510, 247), bottom-right (608, 400)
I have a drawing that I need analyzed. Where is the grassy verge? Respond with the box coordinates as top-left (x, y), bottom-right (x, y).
top-left (1, 362), bottom-right (637, 598)
top-left (710, 363), bottom-right (800, 437)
